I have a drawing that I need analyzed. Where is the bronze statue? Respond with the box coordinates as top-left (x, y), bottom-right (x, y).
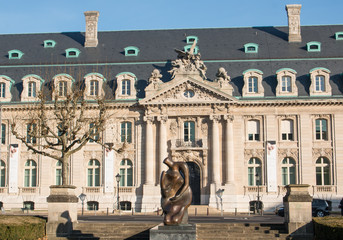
top-left (160, 157), bottom-right (192, 225)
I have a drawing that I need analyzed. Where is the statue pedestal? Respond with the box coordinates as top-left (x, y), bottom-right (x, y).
top-left (150, 224), bottom-right (196, 240)
top-left (46, 185), bottom-right (78, 239)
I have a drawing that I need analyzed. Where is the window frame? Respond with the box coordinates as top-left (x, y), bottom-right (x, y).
top-left (276, 68), bottom-right (298, 97)
top-left (281, 157), bottom-right (296, 185)
top-left (121, 121), bottom-right (132, 143)
top-left (26, 123), bottom-right (37, 144)
top-left (309, 68), bottom-right (331, 96)
top-left (24, 160), bottom-right (37, 187)
top-left (247, 157), bottom-right (262, 186)
top-left (315, 118), bottom-right (329, 141)
top-left (315, 157), bottom-right (331, 186)
top-left (124, 46), bottom-right (140, 56)
top-left (244, 43), bottom-right (259, 53)
top-left (280, 119), bottom-right (294, 141)
top-left (43, 40), bottom-right (56, 48)
top-left (242, 69), bottom-right (264, 97)
top-left (87, 159), bottom-right (100, 187)
top-left (115, 72), bottom-right (137, 100)
top-left (53, 74), bottom-right (75, 99)
top-left (21, 74), bottom-right (44, 102)
top-left (55, 161), bottom-right (62, 186)
top-left (1, 124), bottom-right (6, 145)
top-left (307, 41), bottom-right (321, 52)
top-left (186, 36), bottom-right (198, 44)
top-left (0, 160), bottom-right (6, 187)
top-left (65, 48), bottom-right (81, 58)
top-left (0, 75), bottom-right (15, 102)
top-left (119, 159), bottom-right (133, 187)
top-left (84, 73), bottom-right (106, 100)
top-left (183, 121), bottom-right (195, 143)
top-left (8, 50), bottom-right (24, 59)
top-left (247, 119), bottom-right (261, 142)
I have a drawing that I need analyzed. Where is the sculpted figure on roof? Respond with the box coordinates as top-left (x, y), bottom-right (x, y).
top-left (168, 40), bottom-right (207, 80)
top-left (216, 67), bottom-right (231, 88)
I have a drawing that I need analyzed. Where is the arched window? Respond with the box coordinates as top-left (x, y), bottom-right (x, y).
top-left (281, 76), bottom-right (291, 92)
top-left (122, 79), bottom-right (131, 95)
top-left (0, 83), bottom-right (6, 98)
top-left (281, 157), bottom-right (296, 185)
top-left (184, 121), bottom-right (195, 143)
top-left (28, 81), bottom-right (36, 97)
top-left (24, 160), bottom-right (37, 187)
top-left (248, 158), bottom-right (262, 186)
top-left (55, 161), bottom-right (62, 185)
top-left (0, 160), bottom-right (5, 187)
top-left (90, 80), bottom-right (99, 96)
top-left (58, 81), bottom-right (67, 97)
top-left (120, 159), bottom-right (133, 187)
top-left (247, 120), bottom-right (260, 141)
top-left (87, 201), bottom-right (99, 211)
top-left (120, 201), bottom-right (132, 211)
top-left (1, 124), bottom-right (6, 144)
top-left (248, 77), bottom-right (258, 93)
top-left (87, 159), bottom-right (100, 187)
top-left (315, 75), bottom-right (325, 92)
top-left (121, 122), bottom-right (132, 143)
top-left (316, 157), bottom-right (331, 186)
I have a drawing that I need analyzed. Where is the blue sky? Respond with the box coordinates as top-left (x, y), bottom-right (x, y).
top-left (0, 0), bottom-right (342, 34)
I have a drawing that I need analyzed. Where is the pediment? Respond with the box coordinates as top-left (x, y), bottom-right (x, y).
top-left (140, 77), bottom-right (237, 105)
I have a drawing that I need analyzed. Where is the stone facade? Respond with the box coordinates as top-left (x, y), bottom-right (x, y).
top-left (0, 5), bottom-right (342, 213)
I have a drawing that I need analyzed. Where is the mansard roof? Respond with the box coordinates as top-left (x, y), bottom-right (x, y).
top-left (1, 25), bottom-right (343, 102)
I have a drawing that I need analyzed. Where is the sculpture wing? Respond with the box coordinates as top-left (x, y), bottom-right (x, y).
top-left (174, 48), bottom-right (187, 58)
top-left (189, 40), bottom-right (197, 55)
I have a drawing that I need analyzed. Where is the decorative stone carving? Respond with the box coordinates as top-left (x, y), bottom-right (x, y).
top-left (169, 120), bottom-right (178, 136)
top-left (278, 148), bottom-right (298, 161)
top-left (244, 149), bottom-right (265, 161)
top-left (168, 41), bottom-right (207, 79)
top-left (312, 148), bottom-right (332, 160)
top-left (146, 69), bottom-right (163, 93)
top-left (84, 11), bottom-right (99, 47)
top-left (286, 4), bottom-right (302, 42)
top-left (173, 150), bottom-right (201, 163)
top-left (215, 67), bottom-right (231, 89)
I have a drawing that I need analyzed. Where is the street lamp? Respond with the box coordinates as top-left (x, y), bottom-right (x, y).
top-left (115, 173), bottom-right (121, 211)
top-left (216, 189), bottom-right (225, 216)
top-left (255, 172), bottom-right (260, 214)
top-left (79, 193), bottom-right (86, 216)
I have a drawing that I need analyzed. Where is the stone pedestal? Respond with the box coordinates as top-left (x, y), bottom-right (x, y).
top-left (150, 224), bottom-right (196, 240)
top-left (46, 185), bottom-right (78, 239)
top-left (283, 184), bottom-right (313, 239)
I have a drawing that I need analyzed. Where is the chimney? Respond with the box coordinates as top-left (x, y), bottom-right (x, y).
top-left (84, 11), bottom-right (99, 47)
top-left (285, 4), bottom-right (302, 43)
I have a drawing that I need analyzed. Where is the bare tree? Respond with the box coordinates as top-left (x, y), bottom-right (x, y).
top-left (11, 90), bottom-right (124, 186)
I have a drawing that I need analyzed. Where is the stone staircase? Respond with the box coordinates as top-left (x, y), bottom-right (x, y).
top-left (70, 222), bottom-right (157, 240)
top-left (197, 223), bottom-right (290, 240)
top-left (68, 221), bottom-right (290, 240)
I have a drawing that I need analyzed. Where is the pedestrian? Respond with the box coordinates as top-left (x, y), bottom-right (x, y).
top-left (339, 198), bottom-right (343, 216)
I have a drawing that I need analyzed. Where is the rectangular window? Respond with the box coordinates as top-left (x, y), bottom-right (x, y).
top-left (247, 120), bottom-right (260, 141)
top-left (248, 77), bottom-right (258, 93)
top-left (121, 122), bottom-right (132, 143)
top-left (58, 81), bottom-right (67, 97)
top-left (90, 80), bottom-right (99, 96)
top-left (27, 123), bottom-right (37, 144)
top-left (248, 167), bottom-right (254, 186)
top-left (315, 119), bottom-right (328, 140)
top-left (56, 169), bottom-right (62, 185)
top-left (281, 76), bottom-right (291, 92)
top-left (87, 169), bottom-right (93, 187)
top-left (0, 168), bottom-right (5, 187)
top-left (28, 82), bottom-right (36, 97)
top-left (0, 83), bottom-right (5, 98)
top-left (31, 169), bottom-right (36, 187)
top-left (315, 76), bottom-right (325, 92)
top-left (24, 169), bottom-right (30, 187)
top-left (122, 80), bottom-right (131, 95)
top-left (127, 167), bottom-right (133, 186)
top-left (89, 123), bottom-right (99, 143)
top-left (281, 120), bottom-right (294, 141)
top-left (184, 121), bottom-right (195, 142)
top-left (120, 168), bottom-right (125, 187)
top-left (1, 124), bottom-right (5, 144)
top-left (94, 168), bottom-right (100, 186)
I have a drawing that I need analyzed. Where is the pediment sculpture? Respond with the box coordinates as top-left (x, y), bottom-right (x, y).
top-left (168, 41), bottom-right (207, 80)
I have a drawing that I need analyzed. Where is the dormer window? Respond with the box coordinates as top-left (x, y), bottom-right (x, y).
top-left (8, 50), bottom-right (24, 59)
top-left (65, 48), bottom-right (81, 58)
top-left (184, 45), bottom-right (199, 54)
top-left (115, 72), bottom-right (137, 100)
top-left (307, 41), bottom-right (321, 52)
top-left (53, 74), bottom-right (75, 99)
top-left (335, 32), bottom-right (343, 40)
top-left (0, 75), bottom-right (14, 101)
top-left (309, 67), bottom-right (331, 96)
top-left (276, 68), bottom-right (298, 97)
top-left (21, 74), bottom-right (44, 102)
top-left (186, 36), bottom-right (198, 44)
top-left (124, 46), bottom-right (139, 56)
top-left (84, 73), bottom-right (106, 100)
top-left (244, 43), bottom-right (258, 53)
top-left (242, 69), bottom-right (264, 97)
top-left (44, 40), bottom-right (56, 48)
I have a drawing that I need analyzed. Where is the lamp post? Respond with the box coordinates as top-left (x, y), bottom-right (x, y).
top-left (79, 193), bottom-right (86, 216)
top-left (115, 173), bottom-right (121, 211)
top-left (255, 172), bottom-right (260, 214)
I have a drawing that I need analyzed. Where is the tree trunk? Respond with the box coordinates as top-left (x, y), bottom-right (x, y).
top-left (62, 155), bottom-right (69, 185)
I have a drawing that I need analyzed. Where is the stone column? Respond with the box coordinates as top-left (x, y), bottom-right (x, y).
top-left (283, 184), bottom-right (313, 239)
top-left (224, 115), bottom-right (234, 184)
top-left (158, 116), bottom-right (168, 174)
top-left (84, 11), bottom-right (99, 47)
top-left (286, 4), bottom-right (302, 43)
top-left (144, 116), bottom-right (154, 185)
top-left (210, 115), bottom-right (221, 185)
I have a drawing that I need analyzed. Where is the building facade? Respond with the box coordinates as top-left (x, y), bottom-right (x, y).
top-left (0, 5), bottom-right (342, 212)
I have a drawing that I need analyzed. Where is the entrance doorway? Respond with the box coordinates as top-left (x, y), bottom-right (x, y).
top-left (186, 162), bottom-right (201, 205)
